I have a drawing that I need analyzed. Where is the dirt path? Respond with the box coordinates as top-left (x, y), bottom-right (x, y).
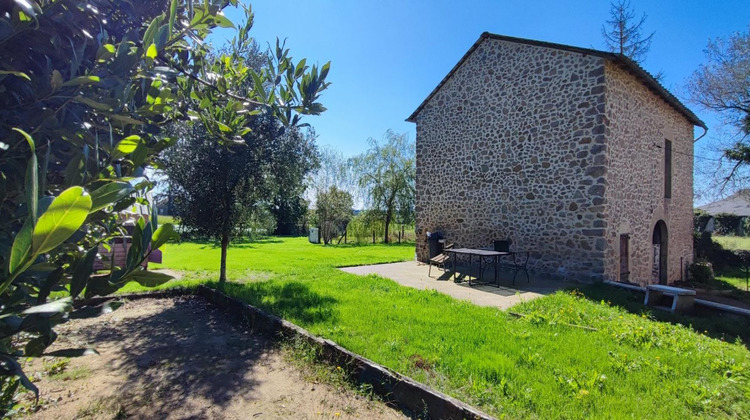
top-left (21, 297), bottom-right (406, 420)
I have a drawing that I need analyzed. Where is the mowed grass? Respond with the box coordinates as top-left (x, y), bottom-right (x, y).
top-left (129, 237), bottom-right (750, 419)
top-left (697, 235), bottom-right (750, 297)
top-left (713, 235), bottom-right (750, 251)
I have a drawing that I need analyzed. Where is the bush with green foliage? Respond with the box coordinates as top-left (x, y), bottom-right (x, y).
top-left (694, 232), bottom-right (740, 271)
top-left (0, 0), bottom-right (327, 406)
top-left (688, 262), bottom-right (715, 283)
top-left (315, 186), bottom-right (353, 245)
top-left (713, 213), bottom-right (745, 236)
top-left (693, 209), bottom-right (712, 232)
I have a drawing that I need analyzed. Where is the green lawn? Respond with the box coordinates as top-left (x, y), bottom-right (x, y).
top-left (697, 235), bottom-right (750, 297)
top-left (128, 237), bottom-right (750, 419)
top-left (713, 235), bottom-right (750, 251)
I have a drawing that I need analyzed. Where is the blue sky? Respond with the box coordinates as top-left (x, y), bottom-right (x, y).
top-left (217, 1), bottom-right (749, 200)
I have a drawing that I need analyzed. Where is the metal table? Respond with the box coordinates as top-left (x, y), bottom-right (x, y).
top-left (445, 248), bottom-right (531, 286)
top-left (445, 248), bottom-right (508, 286)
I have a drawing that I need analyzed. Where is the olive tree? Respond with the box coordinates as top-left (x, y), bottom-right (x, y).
top-left (0, 0), bottom-right (327, 404)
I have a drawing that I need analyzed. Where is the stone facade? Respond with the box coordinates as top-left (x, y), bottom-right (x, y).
top-left (409, 34), bottom-right (702, 285)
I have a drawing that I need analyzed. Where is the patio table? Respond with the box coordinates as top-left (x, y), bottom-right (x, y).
top-left (445, 248), bottom-right (508, 286)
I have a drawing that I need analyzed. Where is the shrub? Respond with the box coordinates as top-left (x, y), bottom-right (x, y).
top-left (693, 210), bottom-right (713, 232)
top-left (714, 213), bottom-right (745, 236)
top-left (688, 263), bottom-right (714, 283)
top-left (694, 232), bottom-right (740, 271)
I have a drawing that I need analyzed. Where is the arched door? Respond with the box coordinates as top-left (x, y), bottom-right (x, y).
top-left (652, 221), bottom-right (668, 284)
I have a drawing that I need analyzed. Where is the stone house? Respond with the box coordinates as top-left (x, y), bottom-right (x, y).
top-left (407, 33), bottom-right (706, 285)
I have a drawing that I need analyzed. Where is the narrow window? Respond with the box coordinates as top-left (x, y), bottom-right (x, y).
top-left (619, 234), bottom-right (630, 283)
top-left (664, 139), bottom-right (672, 198)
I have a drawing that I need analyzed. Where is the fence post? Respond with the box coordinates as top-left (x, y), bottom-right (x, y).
top-left (372, 230), bottom-right (375, 244)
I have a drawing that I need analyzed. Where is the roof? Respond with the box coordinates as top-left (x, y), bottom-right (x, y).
top-left (406, 32), bottom-right (706, 130)
top-left (697, 190), bottom-right (750, 217)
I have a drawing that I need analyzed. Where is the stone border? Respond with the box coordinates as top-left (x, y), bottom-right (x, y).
top-left (87, 287), bottom-right (494, 420)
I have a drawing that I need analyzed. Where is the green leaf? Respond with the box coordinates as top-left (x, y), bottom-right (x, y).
top-left (213, 13), bottom-right (235, 29)
top-left (122, 269), bottom-right (173, 287)
top-left (84, 275), bottom-right (120, 298)
top-left (24, 336), bottom-right (47, 357)
top-left (22, 297), bottom-right (72, 315)
top-left (12, 127), bottom-right (34, 152)
top-left (72, 96), bottom-right (112, 111)
top-left (112, 135), bottom-right (141, 160)
top-left (61, 75), bottom-right (100, 87)
top-left (25, 150), bottom-right (38, 226)
top-left (32, 187), bottom-right (92, 255)
top-left (168, 0), bottom-right (178, 34)
top-left (70, 247), bottom-right (98, 299)
top-left (8, 218), bottom-right (33, 275)
top-left (142, 15), bottom-right (163, 48)
top-left (90, 182), bottom-right (135, 212)
top-left (217, 122), bottom-right (232, 132)
top-left (0, 354), bottom-right (38, 399)
top-left (106, 114), bottom-right (143, 125)
top-left (0, 70), bottom-right (30, 81)
top-left (126, 220), bottom-right (144, 270)
top-left (151, 223), bottom-right (177, 251)
top-left (146, 43), bottom-right (158, 59)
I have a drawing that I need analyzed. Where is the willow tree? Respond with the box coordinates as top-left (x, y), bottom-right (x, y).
top-left (353, 131), bottom-right (415, 243)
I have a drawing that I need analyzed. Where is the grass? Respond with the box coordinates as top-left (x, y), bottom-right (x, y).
top-left (696, 235), bottom-right (750, 301)
top-left (713, 235), bottom-right (750, 251)
top-left (124, 237), bottom-right (750, 419)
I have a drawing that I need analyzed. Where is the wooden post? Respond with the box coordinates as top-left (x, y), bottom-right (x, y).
top-left (372, 230), bottom-right (375, 244)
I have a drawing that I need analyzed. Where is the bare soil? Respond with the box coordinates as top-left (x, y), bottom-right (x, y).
top-left (20, 297), bottom-right (406, 420)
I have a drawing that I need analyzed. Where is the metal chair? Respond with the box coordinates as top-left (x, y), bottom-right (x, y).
top-left (428, 242), bottom-right (454, 278)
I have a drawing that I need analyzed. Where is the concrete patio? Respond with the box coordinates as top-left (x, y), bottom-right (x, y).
top-left (340, 261), bottom-right (571, 309)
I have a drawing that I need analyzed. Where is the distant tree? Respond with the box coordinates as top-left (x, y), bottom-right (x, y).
top-left (353, 131), bottom-right (415, 243)
top-left (601, 0), bottom-right (655, 64)
top-left (316, 186), bottom-right (353, 245)
top-left (269, 128), bottom-right (319, 235)
top-left (688, 27), bottom-right (750, 185)
top-left (306, 146), bottom-right (356, 201)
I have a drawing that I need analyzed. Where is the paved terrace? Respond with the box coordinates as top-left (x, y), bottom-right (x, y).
top-left (340, 261), bottom-right (572, 309)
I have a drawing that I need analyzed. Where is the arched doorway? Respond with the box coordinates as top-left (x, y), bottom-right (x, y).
top-left (652, 221), bottom-right (668, 284)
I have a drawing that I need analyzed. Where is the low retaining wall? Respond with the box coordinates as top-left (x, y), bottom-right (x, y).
top-left (86, 287), bottom-right (493, 420)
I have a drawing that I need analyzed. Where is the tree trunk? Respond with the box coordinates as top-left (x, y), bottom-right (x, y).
top-left (219, 232), bottom-right (229, 285)
top-left (384, 210), bottom-right (392, 244)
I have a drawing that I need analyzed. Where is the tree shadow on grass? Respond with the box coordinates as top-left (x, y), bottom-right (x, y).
top-left (575, 283), bottom-right (750, 347)
top-left (211, 280), bottom-right (339, 326)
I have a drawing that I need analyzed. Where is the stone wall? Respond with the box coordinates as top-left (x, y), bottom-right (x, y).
top-left (414, 38), bottom-right (613, 281)
top-left (603, 62), bottom-right (695, 285)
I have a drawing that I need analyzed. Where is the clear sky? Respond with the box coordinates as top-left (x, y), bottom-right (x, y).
top-left (217, 0), bottom-right (749, 200)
